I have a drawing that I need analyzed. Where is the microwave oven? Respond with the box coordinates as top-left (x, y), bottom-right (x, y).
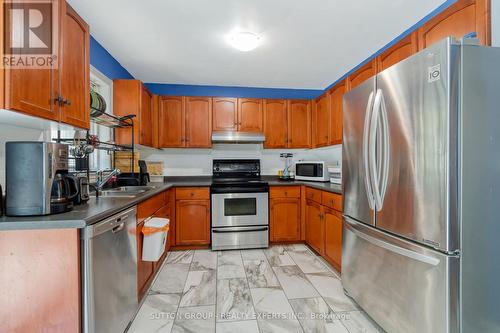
top-left (295, 161), bottom-right (329, 182)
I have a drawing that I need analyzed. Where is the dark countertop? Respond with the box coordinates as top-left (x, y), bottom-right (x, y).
top-left (263, 176), bottom-right (343, 195)
top-left (0, 175), bottom-right (341, 231)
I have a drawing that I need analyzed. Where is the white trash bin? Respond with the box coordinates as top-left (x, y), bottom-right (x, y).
top-left (142, 217), bottom-right (169, 262)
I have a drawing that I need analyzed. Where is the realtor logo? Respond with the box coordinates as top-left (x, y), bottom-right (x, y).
top-left (3, 0), bottom-right (57, 68)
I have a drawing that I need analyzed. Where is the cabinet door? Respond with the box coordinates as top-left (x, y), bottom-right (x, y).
top-left (270, 198), bottom-right (301, 242)
top-left (305, 201), bottom-right (324, 255)
top-left (113, 80), bottom-right (141, 145)
top-left (137, 221), bottom-right (155, 300)
top-left (377, 33), bottom-right (418, 72)
top-left (417, 0), bottom-right (490, 49)
top-left (263, 99), bottom-right (287, 148)
top-left (4, 0), bottom-right (59, 121)
top-left (324, 208), bottom-right (343, 271)
top-left (59, 3), bottom-right (90, 129)
top-left (347, 60), bottom-right (377, 91)
top-left (158, 96), bottom-right (185, 147)
top-left (139, 85), bottom-right (154, 146)
top-left (176, 200), bottom-right (210, 245)
top-left (238, 98), bottom-right (263, 132)
top-left (185, 97), bottom-right (212, 148)
top-left (287, 100), bottom-right (311, 148)
top-left (329, 81), bottom-right (346, 145)
top-left (313, 94), bottom-right (330, 147)
top-left (213, 97), bottom-right (237, 131)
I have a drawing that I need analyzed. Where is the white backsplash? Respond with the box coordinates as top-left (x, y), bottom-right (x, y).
top-left (139, 144), bottom-right (342, 176)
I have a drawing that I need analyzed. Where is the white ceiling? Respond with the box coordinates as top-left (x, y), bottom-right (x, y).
top-left (68, 0), bottom-right (446, 90)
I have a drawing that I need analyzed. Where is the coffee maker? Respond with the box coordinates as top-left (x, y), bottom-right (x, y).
top-left (5, 142), bottom-right (78, 216)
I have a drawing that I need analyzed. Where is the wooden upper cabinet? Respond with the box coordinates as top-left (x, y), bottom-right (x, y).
top-left (185, 97), bottom-right (212, 148)
top-left (287, 100), bottom-right (311, 148)
top-left (213, 98), bottom-right (237, 131)
top-left (417, 0), bottom-right (490, 48)
top-left (377, 33), bottom-right (418, 72)
top-left (313, 94), bottom-right (330, 147)
top-left (238, 98), bottom-right (263, 132)
top-left (158, 96), bottom-right (185, 148)
top-left (114, 80), bottom-right (155, 147)
top-left (328, 81), bottom-right (346, 145)
top-left (140, 85), bottom-right (154, 147)
top-left (347, 60), bottom-right (377, 91)
top-left (59, 3), bottom-right (90, 129)
top-left (263, 99), bottom-right (287, 148)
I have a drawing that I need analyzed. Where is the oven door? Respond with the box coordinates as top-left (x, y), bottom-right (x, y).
top-left (211, 192), bottom-right (269, 228)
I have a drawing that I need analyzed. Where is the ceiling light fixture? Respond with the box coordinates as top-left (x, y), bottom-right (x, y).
top-left (228, 31), bottom-right (261, 52)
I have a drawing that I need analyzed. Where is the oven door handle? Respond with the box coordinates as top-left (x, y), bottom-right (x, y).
top-left (212, 226), bottom-right (269, 233)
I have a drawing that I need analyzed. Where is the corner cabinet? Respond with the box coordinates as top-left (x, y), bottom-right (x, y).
top-left (264, 99), bottom-right (288, 148)
top-left (328, 81), bottom-right (346, 145)
top-left (287, 100), bottom-right (312, 148)
top-left (4, 1), bottom-right (90, 129)
top-left (185, 97), bottom-right (212, 148)
top-left (114, 80), bottom-right (155, 147)
top-left (305, 200), bottom-right (325, 255)
top-left (313, 94), bottom-right (330, 148)
top-left (269, 187), bottom-right (301, 242)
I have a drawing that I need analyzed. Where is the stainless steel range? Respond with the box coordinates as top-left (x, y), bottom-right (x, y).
top-left (211, 159), bottom-right (269, 250)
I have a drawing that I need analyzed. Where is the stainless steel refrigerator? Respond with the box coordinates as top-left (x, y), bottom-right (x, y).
top-left (342, 37), bottom-right (500, 333)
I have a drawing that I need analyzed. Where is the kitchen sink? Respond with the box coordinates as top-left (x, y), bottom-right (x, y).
top-left (92, 185), bottom-right (157, 198)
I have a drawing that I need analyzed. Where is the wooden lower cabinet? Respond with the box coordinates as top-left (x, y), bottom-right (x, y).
top-left (305, 200), bottom-right (325, 255)
top-left (270, 197), bottom-right (301, 242)
top-left (324, 208), bottom-right (343, 271)
top-left (137, 220), bottom-right (155, 299)
top-left (175, 199), bottom-right (210, 246)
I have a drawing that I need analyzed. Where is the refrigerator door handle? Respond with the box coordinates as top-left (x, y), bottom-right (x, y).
top-left (379, 90), bottom-right (390, 206)
top-left (363, 91), bottom-right (375, 210)
top-left (372, 89), bottom-right (390, 210)
top-left (369, 89), bottom-right (383, 211)
top-left (345, 218), bottom-right (440, 266)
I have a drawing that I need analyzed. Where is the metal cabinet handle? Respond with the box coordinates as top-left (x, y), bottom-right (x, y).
top-left (112, 222), bottom-right (125, 233)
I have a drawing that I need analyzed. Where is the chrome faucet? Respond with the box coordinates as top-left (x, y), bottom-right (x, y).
top-left (95, 169), bottom-right (121, 192)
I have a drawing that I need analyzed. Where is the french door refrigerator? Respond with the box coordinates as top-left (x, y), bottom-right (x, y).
top-left (342, 37), bottom-right (500, 333)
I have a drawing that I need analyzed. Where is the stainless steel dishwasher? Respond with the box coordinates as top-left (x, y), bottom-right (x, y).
top-left (82, 207), bottom-right (138, 333)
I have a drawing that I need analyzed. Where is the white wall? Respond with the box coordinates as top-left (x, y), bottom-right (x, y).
top-left (493, 0), bottom-right (500, 46)
top-left (139, 144), bottom-right (342, 176)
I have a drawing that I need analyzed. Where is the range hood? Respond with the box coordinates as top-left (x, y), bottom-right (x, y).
top-left (212, 131), bottom-right (266, 143)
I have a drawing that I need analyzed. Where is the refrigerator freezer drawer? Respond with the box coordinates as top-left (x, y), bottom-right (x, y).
top-left (342, 217), bottom-right (459, 333)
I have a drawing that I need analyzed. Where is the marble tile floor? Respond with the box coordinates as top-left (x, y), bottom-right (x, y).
top-left (127, 244), bottom-right (385, 333)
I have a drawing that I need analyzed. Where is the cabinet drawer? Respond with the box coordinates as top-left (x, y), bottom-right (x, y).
top-left (305, 187), bottom-right (322, 204)
top-left (175, 187), bottom-right (210, 200)
top-left (138, 192), bottom-right (166, 223)
top-left (321, 192), bottom-right (343, 212)
top-left (270, 186), bottom-right (301, 198)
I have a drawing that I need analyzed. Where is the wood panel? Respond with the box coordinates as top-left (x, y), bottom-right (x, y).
top-left (321, 191), bottom-right (343, 212)
top-left (4, 1), bottom-right (59, 122)
top-left (270, 186), bottom-right (301, 199)
top-left (313, 94), bottom-right (330, 147)
top-left (153, 205), bottom-right (172, 270)
top-left (185, 97), bottom-right (212, 148)
top-left (0, 229), bottom-right (80, 333)
top-left (305, 187), bottom-right (322, 204)
top-left (158, 96), bottom-right (185, 148)
top-left (328, 80), bottom-right (346, 145)
top-left (305, 200), bottom-right (324, 255)
top-left (270, 198), bottom-right (301, 242)
top-left (59, 2), bottom-right (90, 129)
top-left (287, 100), bottom-right (311, 148)
top-left (346, 60), bottom-right (377, 91)
top-left (263, 99), bottom-right (287, 148)
top-left (377, 33), bottom-right (418, 72)
top-left (238, 98), bottom-right (263, 132)
top-left (175, 199), bottom-right (211, 245)
top-left (113, 80), bottom-right (141, 145)
top-left (137, 192), bottom-right (166, 223)
top-left (175, 187), bottom-right (210, 200)
top-left (137, 220), bottom-right (155, 300)
top-left (213, 97), bottom-right (237, 131)
top-left (324, 208), bottom-right (343, 271)
top-left (417, 0), bottom-right (491, 49)
top-left (139, 85), bottom-right (154, 146)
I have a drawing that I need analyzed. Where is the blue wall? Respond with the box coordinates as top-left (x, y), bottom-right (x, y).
top-left (145, 83), bottom-right (323, 99)
top-left (90, 0), bottom-right (459, 96)
top-left (90, 36), bottom-right (134, 80)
